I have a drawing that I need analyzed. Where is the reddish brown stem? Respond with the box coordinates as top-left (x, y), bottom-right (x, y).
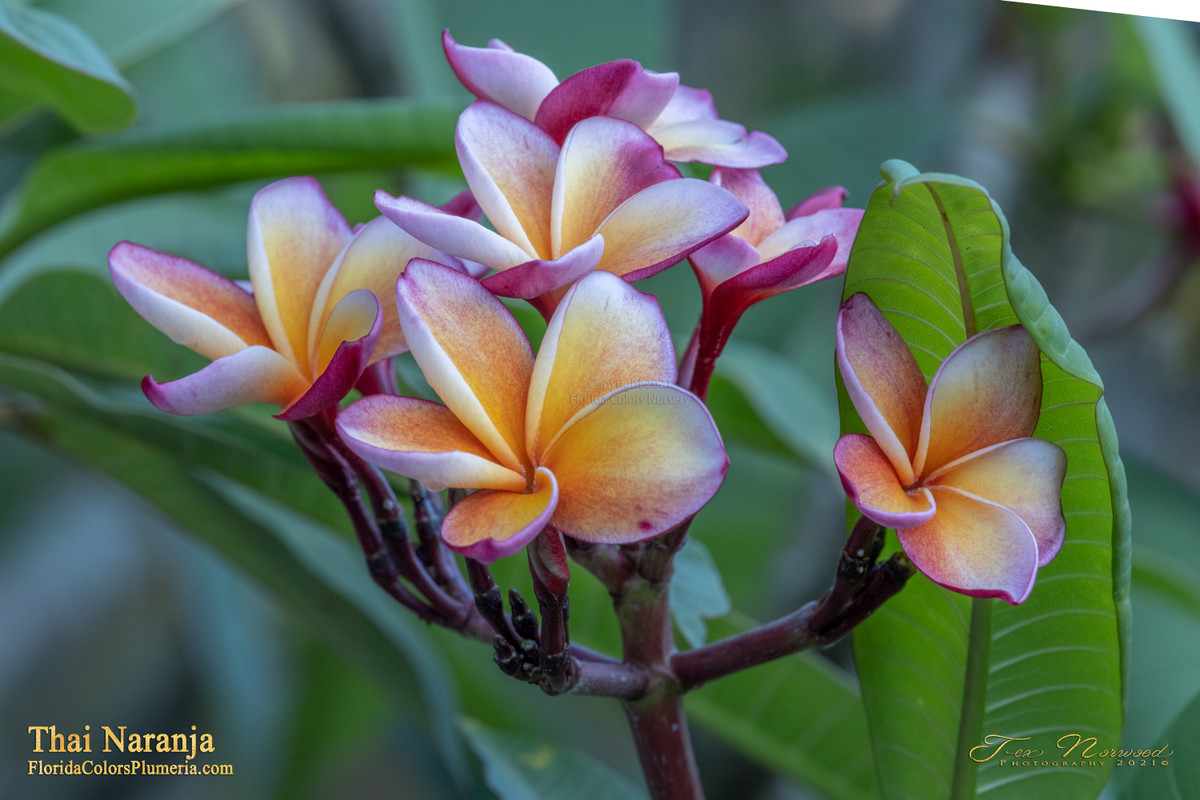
top-left (671, 519), bottom-right (913, 691)
top-left (614, 554), bottom-right (704, 800)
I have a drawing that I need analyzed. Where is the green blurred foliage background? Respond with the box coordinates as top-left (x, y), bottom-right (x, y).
top-left (0, 1), bottom-right (1197, 798)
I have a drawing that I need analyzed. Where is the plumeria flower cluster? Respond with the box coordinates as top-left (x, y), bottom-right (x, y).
top-left (107, 30), bottom-right (1061, 640)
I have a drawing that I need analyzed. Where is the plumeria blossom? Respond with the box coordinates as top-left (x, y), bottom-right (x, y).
top-left (442, 31), bottom-right (786, 168)
top-left (336, 260), bottom-right (728, 563)
top-left (109, 176), bottom-right (460, 419)
top-left (681, 169), bottom-right (863, 395)
top-left (833, 293), bottom-right (1067, 604)
top-left (375, 100), bottom-right (747, 313)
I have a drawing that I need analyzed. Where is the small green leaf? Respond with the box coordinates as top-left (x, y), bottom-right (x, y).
top-left (460, 717), bottom-right (648, 800)
top-left (0, 3), bottom-right (136, 132)
top-left (0, 98), bottom-right (460, 258)
top-left (669, 537), bottom-right (731, 648)
top-left (842, 161), bottom-right (1129, 800)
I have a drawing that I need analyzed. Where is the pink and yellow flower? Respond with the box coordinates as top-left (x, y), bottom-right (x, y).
top-left (833, 293), bottom-right (1067, 604)
top-left (336, 260), bottom-right (728, 562)
top-left (682, 169), bottom-right (863, 395)
top-left (442, 31), bottom-right (786, 168)
top-left (109, 176), bottom-right (457, 419)
top-left (375, 100), bottom-right (747, 312)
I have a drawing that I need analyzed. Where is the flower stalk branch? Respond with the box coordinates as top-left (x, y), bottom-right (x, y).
top-left (670, 517), bottom-right (914, 691)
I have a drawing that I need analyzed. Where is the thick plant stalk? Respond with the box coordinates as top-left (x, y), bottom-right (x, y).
top-left (615, 557), bottom-right (705, 800)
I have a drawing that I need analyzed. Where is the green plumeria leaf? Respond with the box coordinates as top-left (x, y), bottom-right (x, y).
top-left (0, 3), bottom-right (136, 132)
top-left (460, 717), bottom-right (649, 800)
top-left (841, 160), bottom-right (1130, 800)
top-left (669, 537), bottom-right (731, 648)
top-left (0, 98), bottom-right (460, 258)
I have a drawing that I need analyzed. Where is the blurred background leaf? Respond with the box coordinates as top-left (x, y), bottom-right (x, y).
top-left (0, 3), bottom-right (136, 133)
top-left (461, 718), bottom-right (650, 800)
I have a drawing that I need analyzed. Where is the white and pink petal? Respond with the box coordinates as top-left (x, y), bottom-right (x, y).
top-left (480, 234), bottom-right (604, 300)
top-left (442, 31), bottom-right (559, 122)
top-left (709, 168), bottom-right (785, 247)
top-left (689, 234), bottom-right (763, 292)
top-left (535, 61), bottom-right (678, 144)
top-left (786, 186), bottom-right (849, 219)
top-left (651, 119), bottom-right (786, 168)
top-left (336, 395), bottom-right (527, 493)
top-left (757, 207), bottom-right (863, 272)
top-left (109, 242), bottom-right (271, 361)
top-left (649, 84), bottom-right (719, 128)
top-left (142, 346), bottom-right (308, 416)
top-left (374, 192), bottom-right (532, 271)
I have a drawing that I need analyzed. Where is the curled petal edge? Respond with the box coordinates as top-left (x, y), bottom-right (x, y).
top-left (441, 467), bottom-right (559, 563)
top-left (142, 346), bottom-right (307, 416)
top-left (481, 235), bottom-right (605, 299)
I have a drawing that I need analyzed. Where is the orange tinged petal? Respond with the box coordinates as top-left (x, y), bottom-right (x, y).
top-left (897, 487), bottom-right (1040, 605)
top-left (833, 434), bottom-right (936, 529)
top-left (927, 437), bottom-right (1067, 566)
top-left (836, 293), bottom-right (926, 485)
top-left (109, 242), bottom-right (271, 360)
top-left (527, 272), bottom-right (675, 458)
top-left (542, 382), bottom-right (727, 543)
top-left (311, 216), bottom-right (460, 364)
top-left (312, 289), bottom-right (379, 375)
top-left (552, 116), bottom-right (680, 255)
top-left (396, 260), bottom-right (533, 473)
top-left (592, 177), bottom-right (747, 280)
top-left (248, 177), bottom-right (352, 368)
top-left (913, 325), bottom-right (1042, 477)
top-left (441, 467), bottom-right (559, 562)
top-left (336, 395), bottom-right (526, 493)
